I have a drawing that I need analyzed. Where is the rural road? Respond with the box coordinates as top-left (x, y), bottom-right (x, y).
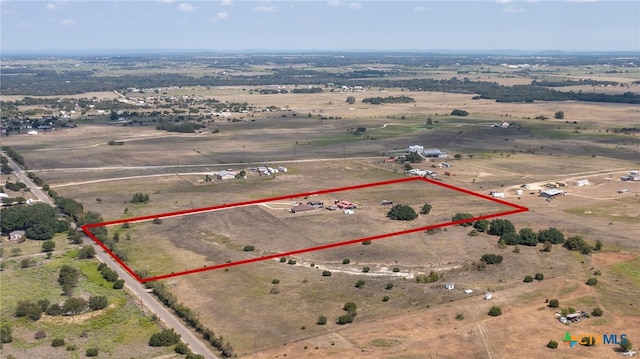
top-left (2, 152), bottom-right (217, 359)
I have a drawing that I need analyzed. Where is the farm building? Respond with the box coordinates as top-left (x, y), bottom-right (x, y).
top-left (574, 179), bottom-right (590, 187)
top-left (490, 192), bottom-right (506, 198)
top-left (423, 148), bottom-right (446, 158)
top-left (445, 283), bottom-right (454, 290)
top-left (540, 189), bottom-right (565, 198)
top-left (291, 204), bottom-right (315, 213)
top-left (407, 145), bottom-right (424, 153)
top-left (214, 170), bottom-right (236, 180)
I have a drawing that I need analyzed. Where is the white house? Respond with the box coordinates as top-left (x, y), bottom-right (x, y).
top-left (575, 179), bottom-right (590, 187)
top-left (445, 283), bottom-right (454, 290)
top-left (484, 292), bottom-right (492, 300)
top-left (407, 145), bottom-right (424, 153)
top-left (214, 170), bottom-right (236, 180)
top-left (491, 192), bottom-right (506, 198)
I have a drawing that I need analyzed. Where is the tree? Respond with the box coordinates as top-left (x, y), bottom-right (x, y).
top-left (519, 227), bottom-right (538, 246)
top-left (149, 329), bottom-right (181, 347)
top-left (554, 111), bottom-right (564, 119)
top-left (420, 203), bottom-right (432, 214)
top-left (594, 240), bottom-right (602, 251)
top-left (621, 338), bottom-right (633, 352)
top-left (337, 314), bottom-right (354, 325)
top-left (175, 341), bottom-right (190, 354)
top-left (0, 322), bottom-right (12, 344)
top-left (343, 302), bottom-right (357, 315)
top-left (488, 306), bottom-right (502, 316)
top-left (591, 307), bottom-right (603, 317)
top-left (387, 204), bottom-right (418, 221)
top-left (451, 212), bottom-right (474, 226)
top-left (41, 239), bottom-right (56, 252)
top-left (523, 275), bottom-right (534, 283)
top-left (451, 109), bottom-right (469, 116)
top-left (501, 232), bottom-right (520, 245)
top-left (538, 227), bottom-right (564, 244)
top-left (77, 246), bottom-right (96, 259)
top-left (586, 277), bottom-right (598, 286)
top-left (15, 300), bottom-right (43, 321)
top-left (534, 273), bottom-right (544, 281)
top-left (473, 220), bottom-right (489, 232)
top-left (547, 340), bottom-right (558, 349)
top-left (58, 265), bottom-right (79, 296)
top-left (481, 254), bottom-right (503, 265)
top-left (88, 296), bottom-right (108, 311)
top-left (548, 299), bottom-right (559, 308)
top-left (316, 315), bottom-right (327, 325)
top-left (355, 279), bottom-right (365, 288)
top-left (488, 219), bottom-right (515, 236)
top-left (542, 240), bottom-right (553, 252)
top-left (346, 96), bottom-right (356, 104)
top-left (26, 223), bottom-right (55, 240)
top-left (62, 297), bottom-right (87, 315)
top-left (564, 235), bottom-right (591, 254)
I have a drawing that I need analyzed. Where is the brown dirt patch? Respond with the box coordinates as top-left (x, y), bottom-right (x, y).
top-left (593, 252), bottom-right (637, 267)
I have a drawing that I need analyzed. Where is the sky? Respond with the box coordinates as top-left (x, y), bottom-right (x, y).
top-left (1, 0), bottom-right (639, 54)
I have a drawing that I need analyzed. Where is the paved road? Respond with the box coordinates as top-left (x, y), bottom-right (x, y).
top-left (2, 152), bottom-right (54, 206)
top-left (2, 152), bottom-right (216, 358)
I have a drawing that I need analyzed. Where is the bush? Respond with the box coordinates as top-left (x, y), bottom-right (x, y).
top-left (88, 296), bottom-right (108, 311)
top-left (322, 270), bottom-right (331, 277)
top-left (85, 347), bottom-right (99, 357)
top-left (130, 192), bottom-right (150, 204)
top-left (387, 204), bottom-right (418, 221)
top-left (481, 254), bottom-right (503, 265)
top-left (174, 341), bottom-right (189, 354)
top-left (316, 315), bottom-right (327, 325)
top-left (112, 279), bottom-right (125, 289)
top-left (385, 282), bottom-right (394, 290)
top-left (1, 323), bottom-right (13, 344)
top-left (271, 279), bottom-right (280, 284)
top-left (392, 267), bottom-right (400, 272)
top-left (362, 240), bottom-right (372, 245)
top-left (362, 266), bottom-right (370, 273)
top-left (548, 299), bottom-right (559, 308)
top-left (488, 306), bottom-right (502, 317)
top-left (343, 302), bottom-right (357, 314)
top-left (534, 273), bottom-right (544, 281)
top-left (420, 203), bottom-right (432, 214)
top-left (20, 258), bottom-right (35, 268)
top-left (382, 295), bottom-right (390, 302)
top-left (243, 245), bottom-right (255, 252)
top-left (355, 280), bottom-right (365, 288)
top-left (455, 313), bottom-right (464, 320)
top-left (523, 275), bottom-right (534, 283)
top-left (342, 258), bottom-right (351, 264)
top-left (591, 307), bottom-right (603, 317)
top-left (279, 257), bottom-right (287, 263)
top-left (336, 314), bottom-right (354, 325)
top-left (149, 329), bottom-right (181, 347)
top-left (452, 212), bottom-right (474, 226)
top-left (287, 258), bottom-right (296, 265)
top-left (547, 340), bottom-right (558, 349)
top-left (51, 338), bottom-right (65, 347)
top-left (586, 277), bottom-right (598, 286)
top-left (34, 330), bottom-right (47, 339)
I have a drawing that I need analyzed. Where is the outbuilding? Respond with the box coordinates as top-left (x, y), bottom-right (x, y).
top-left (575, 179), bottom-right (590, 187)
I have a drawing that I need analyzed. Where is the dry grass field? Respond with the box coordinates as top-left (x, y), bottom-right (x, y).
top-left (2, 63), bottom-right (639, 358)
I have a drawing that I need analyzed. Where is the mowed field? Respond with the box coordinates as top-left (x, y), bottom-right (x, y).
top-left (3, 84), bottom-right (640, 358)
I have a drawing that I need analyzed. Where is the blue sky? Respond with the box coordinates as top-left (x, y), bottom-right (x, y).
top-left (1, 1), bottom-right (639, 53)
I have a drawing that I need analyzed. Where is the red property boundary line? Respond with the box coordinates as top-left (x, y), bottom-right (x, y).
top-left (81, 177), bottom-right (528, 283)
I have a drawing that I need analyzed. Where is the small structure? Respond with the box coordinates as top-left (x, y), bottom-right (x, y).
top-left (343, 209), bottom-right (355, 215)
top-left (27, 130), bottom-right (38, 135)
top-left (484, 292), bottom-right (492, 300)
top-left (380, 200), bottom-right (394, 205)
top-left (574, 179), bottom-right (590, 187)
top-left (407, 145), bottom-right (424, 153)
top-left (277, 166), bottom-right (288, 173)
top-left (214, 170), bottom-right (237, 180)
top-left (515, 189), bottom-right (524, 195)
top-left (307, 201), bottom-right (324, 209)
top-left (445, 283), bottom-right (454, 290)
top-left (291, 204), bottom-right (315, 213)
top-left (464, 289), bottom-right (473, 294)
top-left (539, 189), bottom-right (565, 199)
top-left (9, 230), bottom-right (25, 243)
top-left (490, 192), bottom-right (506, 198)
top-left (423, 148), bottom-right (445, 158)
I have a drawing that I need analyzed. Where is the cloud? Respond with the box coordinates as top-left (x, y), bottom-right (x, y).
top-left (327, 1), bottom-right (362, 9)
top-left (178, 3), bottom-right (196, 12)
top-left (59, 19), bottom-right (77, 26)
top-left (502, 5), bottom-right (525, 13)
top-left (220, 0), bottom-right (233, 5)
top-left (496, 0), bottom-right (512, 3)
top-left (413, 6), bottom-right (430, 12)
top-left (566, 0), bottom-right (597, 2)
top-left (46, 3), bottom-right (57, 10)
top-left (253, 5), bottom-right (278, 12)
top-left (159, 0), bottom-right (175, 3)
top-left (216, 12), bottom-right (229, 20)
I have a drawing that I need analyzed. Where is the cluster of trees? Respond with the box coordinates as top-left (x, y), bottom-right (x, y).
top-left (450, 109), bottom-right (469, 116)
top-left (15, 295), bottom-right (108, 320)
top-left (563, 235), bottom-right (597, 255)
top-left (96, 263), bottom-right (125, 289)
top-left (58, 265), bottom-right (79, 296)
top-left (337, 302), bottom-right (357, 325)
top-left (362, 95), bottom-right (415, 104)
top-left (130, 192), bottom-right (150, 204)
top-left (416, 271), bottom-right (440, 283)
top-left (1, 155), bottom-right (13, 174)
top-left (145, 281), bottom-right (235, 357)
top-left (1, 146), bottom-right (25, 167)
top-left (472, 218), bottom-right (569, 251)
top-left (155, 121), bottom-right (205, 133)
top-left (149, 329), bottom-right (181, 347)
top-left (452, 212), bottom-right (475, 226)
top-left (291, 87), bottom-right (323, 93)
top-left (1, 203), bottom-right (69, 240)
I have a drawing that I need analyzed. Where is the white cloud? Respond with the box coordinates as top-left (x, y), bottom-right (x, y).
top-left (327, 1), bottom-right (341, 7)
top-left (159, 0), bottom-right (175, 3)
top-left (413, 6), bottom-right (430, 12)
top-left (566, 0), bottom-right (597, 2)
top-left (178, 3), bottom-right (196, 12)
top-left (18, 21), bottom-right (32, 27)
top-left (502, 5), bottom-right (525, 13)
top-left (220, 0), bottom-right (233, 5)
top-left (216, 12), bottom-right (229, 20)
top-left (46, 3), bottom-right (57, 10)
top-left (253, 5), bottom-right (277, 12)
top-left (496, 0), bottom-right (512, 4)
top-left (59, 19), bottom-right (77, 26)
top-left (347, 2), bottom-right (362, 10)
top-left (327, 1), bottom-right (362, 9)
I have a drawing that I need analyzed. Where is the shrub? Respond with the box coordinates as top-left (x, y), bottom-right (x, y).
top-left (420, 203), bottom-right (432, 214)
top-left (548, 299), bottom-right (559, 308)
top-left (523, 275), bottom-right (534, 283)
top-left (534, 273), bottom-right (544, 281)
top-left (586, 278), bottom-right (598, 286)
top-left (481, 254), bottom-right (503, 265)
top-left (591, 307), bottom-right (603, 317)
top-left (336, 314), bottom-right (354, 325)
top-left (322, 270), bottom-right (331, 277)
top-left (355, 280), bottom-right (365, 288)
top-left (342, 258), bottom-right (351, 264)
top-left (387, 204), bottom-right (418, 221)
top-left (362, 266), bottom-right (370, 273)
top-left (243, 245), bottom-right (255, 252)
top-left (455, 313), bottom-right (464, 320)
top-left (392, 267), bottom-right (400, 272)
top-left (174, 341), bottom-right (190, 354)
top-left (287, 258), bottom-right (296, 265)
top-left (279, 257), bottom-right (287, 263)
top-left (112, 279), bottom-right (125, 289)
top-left (149, 329), bottom-right (181, 347)
top-left (316, 315), bottom-right (327, 325)
top-left (152, 217), bottom-right (163, 224)
top-left (343, 302), bottom-right (357, 314)
top-left (547, 340), bottom-right (558, 349)
top-left (51, 338), bottom-right (65, 347)
top-left (130, 192), bottom-right (150, 204)
top-left (271, 279), bottom-right (280, 285)
top-left (362, 240), bottom-right (372, 245)
top-left (385, 282), bottom-right (394, 290)
top-left (85, 347), bottom-right (99, 357)
top-left (34, 330), bottom-right (47, 339)
top-left (88, 296), bottom-right (108, 311)
top-left (452, 212), bottom-right (474, 226)
top-left (382, 295), bottom-right (390, 302)
top-left (468, 229), bottom-right (479, 237)
top-left (488, 306), bottom-right (502, 316)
